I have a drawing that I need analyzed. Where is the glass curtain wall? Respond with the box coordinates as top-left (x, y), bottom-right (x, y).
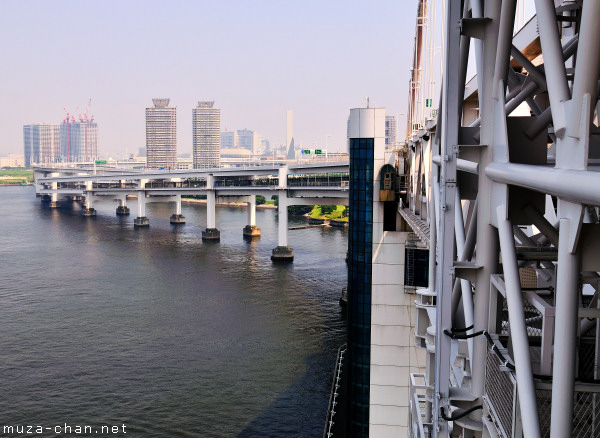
top-left (347, 137), bottom-right (374, 436)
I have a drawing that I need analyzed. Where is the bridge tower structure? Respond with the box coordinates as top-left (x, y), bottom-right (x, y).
top-left (405, 0), bottom-right (600, 437)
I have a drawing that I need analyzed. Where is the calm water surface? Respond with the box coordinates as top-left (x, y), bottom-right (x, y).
top-left (0, 186), bottom-right (347, 437)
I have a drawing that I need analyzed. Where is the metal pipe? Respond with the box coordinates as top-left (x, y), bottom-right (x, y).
top-left (506, 81), bottom-right (538, 115)
top-left (566, 0), bottom-right (600, 140)
top-left (470, 0), bottom-right (485, 112)
top-left (428, 162), bottom-right (438, 291)
top-left (498, 216), bottom-right (542, 438)
top-left (524, 204), bottom-right (559, 247)
top-left (485, 162), bottom-right (600, 207)
top-left (525, 107), bottom-right (553, 139)
top-left (492, 0), bottom-right (517, 99)
top-left (533, 0), bottom-right (571, 136)
top-left (525, 96), bottom-right (543, 116)
top-left (510, 45), bottom-right (547, 87)
top-left (432, 155), bottom-right (479, 174)
top-left (513, 224), bottom-right (536, 246)
top-left (550, 218), bottom-right (582, 438)
top-left (451, 200), bottom-right (478, 319)
top-left (455, 190), bottom-right (474, 359)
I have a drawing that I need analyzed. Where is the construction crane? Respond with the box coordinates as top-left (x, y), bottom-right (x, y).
top-left (80, 99), bottom-right (92, 122)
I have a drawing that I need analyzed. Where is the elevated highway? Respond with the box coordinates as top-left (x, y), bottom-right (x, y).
top-left (34, 162), bottom-right (349, 262)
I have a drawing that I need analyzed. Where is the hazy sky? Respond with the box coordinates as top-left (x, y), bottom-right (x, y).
top-left (1, 0), bottom-right (415, 156)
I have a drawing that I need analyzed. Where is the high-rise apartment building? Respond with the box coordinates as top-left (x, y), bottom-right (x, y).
top-left (193, 101), bottom-right (220, 169)
top-left (23, 123), bottom-right (61, 167)
top-left (145, 98), bottom-right (177, 169)
top-left (60, 120), bottom-right (98, 163)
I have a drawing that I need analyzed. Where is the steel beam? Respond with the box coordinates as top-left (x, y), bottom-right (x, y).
top-left (432, 0), bottom-right (462, 433)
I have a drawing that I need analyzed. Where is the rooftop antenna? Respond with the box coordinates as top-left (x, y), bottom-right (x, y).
top-left (365, 96), bottom-right (370, 108)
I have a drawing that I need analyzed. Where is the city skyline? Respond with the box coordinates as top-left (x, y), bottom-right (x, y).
top-left (0, 0), bottom-right (413, 157)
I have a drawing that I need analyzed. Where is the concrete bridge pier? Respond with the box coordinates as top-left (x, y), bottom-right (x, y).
top-left (271, 191), bottom-right (293, 262)
top-left (170, 195), bottom-right (185, 224)
top-left (48, 173), bottom-right (59, 207)
top-left (82, 193), bottom-right (96, 216)
top-left (243, 195), bottom-right (261, 238)
top-left (116, 196), bottom-right (130, 216)
top-left (134, 191), bottom-right (149, 227)
top-left (202, 185), bottom-right (220, 241)
top-left (48, 192), bottom-right (59, 208)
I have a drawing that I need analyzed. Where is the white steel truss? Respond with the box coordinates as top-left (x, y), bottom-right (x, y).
top-left (405, 0), bottom-right (600, 437)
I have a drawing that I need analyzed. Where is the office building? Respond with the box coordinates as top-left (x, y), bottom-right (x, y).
top-left (237, 129), bottom-right (261, 154)
top-left (145, 98), bottom-right (177, 169)
top-left (23, 123), bottom-right (61, 167)
top-left (221, 131), bottom-right (238, 149)
top-left (193, 101), bottom-right (220, 169)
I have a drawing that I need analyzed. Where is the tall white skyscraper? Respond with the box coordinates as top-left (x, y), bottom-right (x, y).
top-left (23, 123), bottom-right (61, 167)
top-left (146, 98), bottom-right (177, 169)
top-left (193, 101), bottom-right (220, 169)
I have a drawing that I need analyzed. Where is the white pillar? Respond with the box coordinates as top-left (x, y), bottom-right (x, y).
top-left (49, 172), bottom-right (59, 207)
top-left (207, 190), bottom-right (216, 229)
top-left (247, 195), bottom-right (256, 226)
top-left (278, 191), bottom-right (288, 247)
top-left (137, 192), bottom-right (146, 217)
top-left (176, 195), bottom-right (182, 215)
top-left (86, 194), bottom-right (94, 209)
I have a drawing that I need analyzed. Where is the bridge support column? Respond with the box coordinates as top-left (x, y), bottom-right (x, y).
top-left (170, 195), bottom-right (185, 224)
top-left (271, 191), bottom-right (293, 262)
top-left (82, 193), bottom-right (96, 216)
top-left (49, 174), bottom-right (59, 207)
top-left (243, 195), bottom-right (260, 238)
top-left (134, 191), bottom-right (149, 227)
top-left (116, 196), bottom-right (130, 215)
top-left (202, 182), bottom-right (220, 241)
top-left (49, 192), bottom-right (58, 208)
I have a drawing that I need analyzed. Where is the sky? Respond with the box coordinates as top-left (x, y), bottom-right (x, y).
top-left (0, 0), bottom-right (416, 157)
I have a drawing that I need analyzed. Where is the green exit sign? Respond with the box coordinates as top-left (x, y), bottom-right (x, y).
top-left (315, 149), bottom-right (322, 155)
top-left (95, 160), bottom-right (107, 164)
top-left (303, 149), bottom-right (311, 154)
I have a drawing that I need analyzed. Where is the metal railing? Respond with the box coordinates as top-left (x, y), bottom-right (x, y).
top-left (409, 373), bottom-right (432, 438)
top-left (324, 344), bottom-right (346, 438)
top-left (484, 345), bottom-right (600, 438)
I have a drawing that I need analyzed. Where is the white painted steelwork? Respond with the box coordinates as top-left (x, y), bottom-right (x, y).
top-left (405, 0), bottom-right (600, 437)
